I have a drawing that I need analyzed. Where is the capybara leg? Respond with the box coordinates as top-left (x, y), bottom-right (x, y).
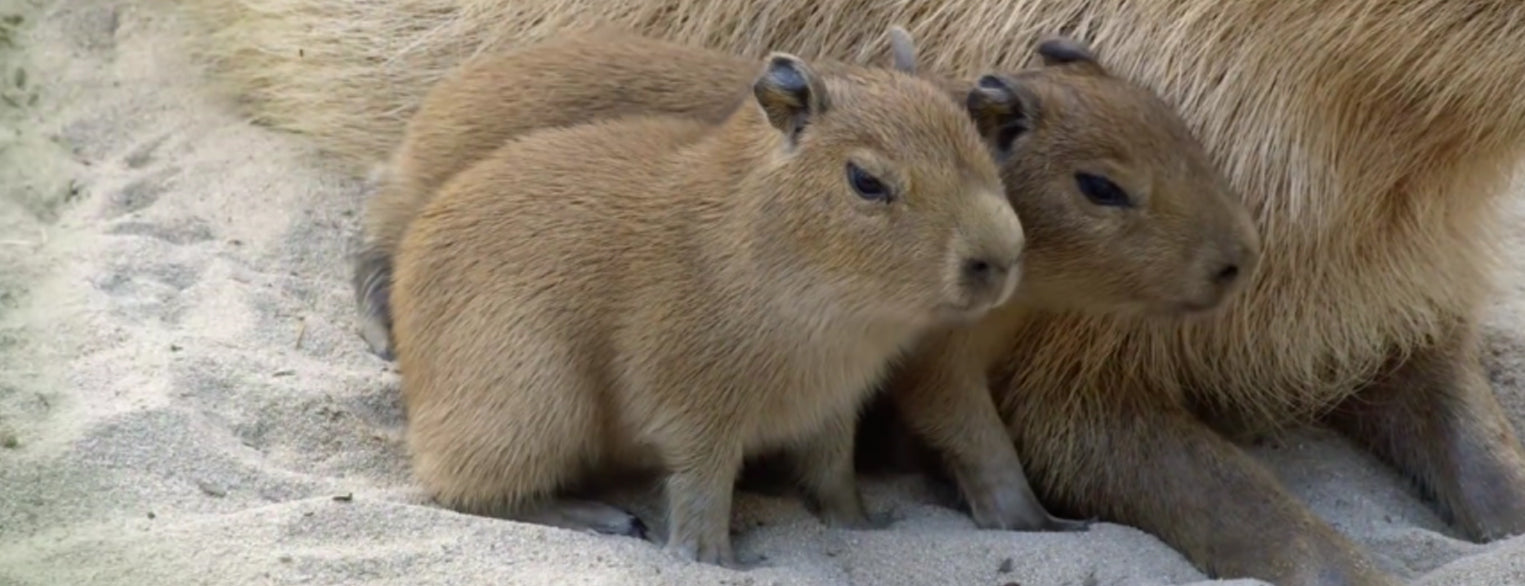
top-left (357, 164), bottom-right (429, 361)
top-left (353, 244), bottom-right (394, 359)
top-left (515, 498), bottom-right (648, 538)
top-left (890, 356), bottom-right (1084, 531)
top-left (789, 409), bottom-right (881, 529)
top-left (1027, 398), bottom-right (1398, 585)
top-left (1325, 325), bottom-right (1525, 542)
top-left (661, 440), bottom-right (744, 567)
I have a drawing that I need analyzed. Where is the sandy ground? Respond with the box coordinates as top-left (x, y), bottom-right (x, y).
top-left (3, 1), bottom-right (1525, 584)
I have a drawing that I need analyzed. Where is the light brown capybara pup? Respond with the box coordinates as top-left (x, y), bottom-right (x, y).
top-left (389, 51), bottom-right (1026, 566)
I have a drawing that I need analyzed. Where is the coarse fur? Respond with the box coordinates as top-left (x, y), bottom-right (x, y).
top-left (353, 28), bottom-right (909, 360)
top-left (354, 28), bottom-right (1257, 534)
top-left (175, 1), bottom-right (1525, 584)
top-left (389, 54), bottom-right (1025, 566)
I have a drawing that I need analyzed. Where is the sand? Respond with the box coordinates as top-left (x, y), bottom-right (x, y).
top-left (2, 1), bottom-right (1525, 584)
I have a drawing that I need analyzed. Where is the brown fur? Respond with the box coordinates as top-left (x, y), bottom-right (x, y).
top-left (389, 52), bottom-right (1025, 566)
top-left (354, 28), bottom-right (908, 358)
top-left (175, 1), bottom-right (1525, 583)
top-left (356, 28), bottom-right (1257, 534)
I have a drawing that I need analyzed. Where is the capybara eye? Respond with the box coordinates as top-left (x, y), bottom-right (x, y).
top-left (1075, 172), bottom-right (1132, 207)
top-left (847, 162), bottom-right (891, 202)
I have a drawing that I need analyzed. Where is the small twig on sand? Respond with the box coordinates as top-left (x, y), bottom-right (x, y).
top-left (295, 318), bottom-right (308, 350)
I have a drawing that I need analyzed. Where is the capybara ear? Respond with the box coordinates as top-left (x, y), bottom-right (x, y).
top-left (887, 25), bottom-right (918, 75)
top-left (1035, 35), bottom-right (1107, 75)
top-left (753, 52), bottom-right (831, 145)
top-left (965, 73), bottom-right (1041, 162)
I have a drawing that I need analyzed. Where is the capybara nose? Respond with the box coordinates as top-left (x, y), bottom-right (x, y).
top-left (963, 255), bottom-right (1015, 296)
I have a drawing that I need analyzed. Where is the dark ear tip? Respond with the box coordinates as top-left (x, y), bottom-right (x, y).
top-left (976, 74), bottom-right (1011, 91)
top-left (761, 52), bottom-right (809, 91)
top-left (970, 74), bottom-right (1018, 109)
top-left (764, 52), bottom-right (804, 74)
top-left (1036, 35), bottom-right (1097, 65)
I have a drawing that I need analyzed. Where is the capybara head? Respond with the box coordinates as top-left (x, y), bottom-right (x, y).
top-left (743, 53), bottom-right (1026, 326)
top-left (973, 37), bottom-right (1261, 316)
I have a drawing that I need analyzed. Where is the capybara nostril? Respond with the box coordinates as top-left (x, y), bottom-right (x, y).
top-left (1213, 263), bottom-right (1240, 286)
top-left (966, 258), bottom-right (994, 280)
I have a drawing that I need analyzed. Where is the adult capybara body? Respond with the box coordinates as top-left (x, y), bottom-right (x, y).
top-left (177, 1), bottom-right (1525, 584)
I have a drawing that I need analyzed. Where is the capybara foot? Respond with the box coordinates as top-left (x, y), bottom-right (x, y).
top-left (359, 319), bottom-right (394, 361)
top-left (792, 411), bottom-right (880, 530)
top-left (1327, 326), bottom-right (1525, 542)
top-left (822, 506), bottom-right (893, 531)
top-left (1014, 398), bottom-right (1398, 585)
top-left (662, 534), bottom-right (739, 568)
top-left (352, 245), bottom-right (395, 360)
top-left (805, 482), bottom-right (881, 530)
top-left (957, 452), bottom-right (1081, 533)
top-left (663, 459), bottom-right (743, 568)
top-left (965, 481), bottom-right (1078, 532)
top-left (1041, 515), bottom-right (1093, 532)
top-left (517, 498), bottom-right (647, 538)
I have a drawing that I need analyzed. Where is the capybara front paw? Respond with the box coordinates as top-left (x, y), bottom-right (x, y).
top-left (968, 489), bottom-right (1064, 532)
top-left (1043, 515), bottom-right (1094, 532)
top-left (815, 498), bottom-right (873, 529)
top-left (663, 536), bottom-right (738, 568)
top-left (594, 511), bottom-right (648, 539)
top-left (822, 506), bottom-right (894, 530)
